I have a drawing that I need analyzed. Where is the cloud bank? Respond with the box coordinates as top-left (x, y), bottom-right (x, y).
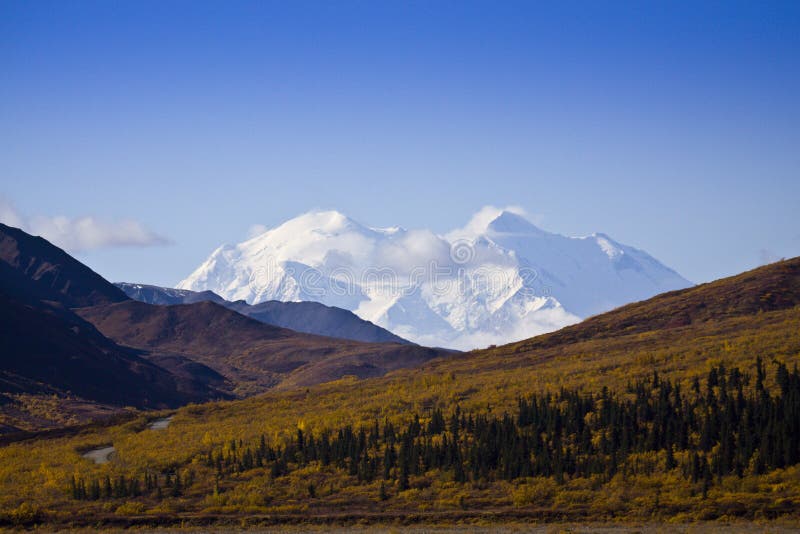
top-left (0, 199), bottom-right (170, 253)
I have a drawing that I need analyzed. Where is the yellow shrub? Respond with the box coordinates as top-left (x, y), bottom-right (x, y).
top-left (114, 501), bottom-right (146, 515)
top-left (511, 477), bottom-right (558, 507)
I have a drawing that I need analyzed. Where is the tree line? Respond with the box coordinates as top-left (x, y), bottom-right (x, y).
top-left (70, 470), bottom-right (193, 500)
top-left (72, 358), bottom-right (800, 500)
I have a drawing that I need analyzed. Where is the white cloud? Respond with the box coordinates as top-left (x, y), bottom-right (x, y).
top-left (0, 199), bottom-right (170, 253)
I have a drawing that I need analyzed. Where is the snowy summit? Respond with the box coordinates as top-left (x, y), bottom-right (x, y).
top-left (178, 208), bottom-right (691, 350)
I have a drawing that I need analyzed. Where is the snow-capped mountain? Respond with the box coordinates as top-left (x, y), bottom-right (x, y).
top-left (178, 208), bottom-right (691, 349)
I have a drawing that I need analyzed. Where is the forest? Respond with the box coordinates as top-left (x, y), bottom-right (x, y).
top-left (68, 358), bottom-right (800, 519)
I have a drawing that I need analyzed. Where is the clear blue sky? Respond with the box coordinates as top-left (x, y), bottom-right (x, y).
top-left (2, 1), bottom-right (798, 286)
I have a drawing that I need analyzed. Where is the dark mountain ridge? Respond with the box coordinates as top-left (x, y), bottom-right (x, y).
top-left (76, 300), bottom-right (443, 396)
top-left (0, 223), bottom-right (128, 307)
top-left (0, 225), bottom-right (223, 413)
top-left (115, 282), bottom-right (410, 344)
top-left (0, 290), bottom-right (218, 408)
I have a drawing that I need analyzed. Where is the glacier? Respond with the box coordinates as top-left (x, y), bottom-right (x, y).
top-left (177, 208), bottom-right (692, 350)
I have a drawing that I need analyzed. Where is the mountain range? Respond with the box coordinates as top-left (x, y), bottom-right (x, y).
top-left (114, 283), bottom-right (409, 344)
top-left (0, 223), bottom-right (219, 411)
top-left (178, 208), bottom-right (693, 349)
top-left (0, 223), bottom-right (444, 432)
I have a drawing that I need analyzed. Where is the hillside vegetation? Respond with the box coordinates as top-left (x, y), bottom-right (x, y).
top-left (1, 259), bottom-right (799, 527)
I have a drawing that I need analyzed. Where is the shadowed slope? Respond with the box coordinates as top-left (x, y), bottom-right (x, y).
top-left (0, 226), bottom-right (227, 431)
top-left (0, 223), bottom-right (128, 307)
top-left (0, 290), bottom-right (219, 409)
top-left (76, 300), bottom-right (445, 396)
top-left (115, 282), bottom-right (410, 344)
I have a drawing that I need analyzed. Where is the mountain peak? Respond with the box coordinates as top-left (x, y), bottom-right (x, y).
top-left (485, 210), bottom-right (545, 235)
top-left (303, 209), bottom-right (356, 223)
top-left (252, 210), bottom-right (366, 241)
top-left (447, 206), bottom-right (544, 240)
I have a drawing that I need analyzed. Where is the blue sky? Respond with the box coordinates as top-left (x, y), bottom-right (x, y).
top-left (1, 1), bottom-right (799, 286)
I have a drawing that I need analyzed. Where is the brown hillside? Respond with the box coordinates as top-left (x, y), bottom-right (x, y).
top-left (0, 291), bottom-right (219, 413)
top-left (76, 300), bottom-right (446, 396)
top-left (0, 223), bottom-right (128, 308)
top-left (505, 257), bottom-right (800, 354)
